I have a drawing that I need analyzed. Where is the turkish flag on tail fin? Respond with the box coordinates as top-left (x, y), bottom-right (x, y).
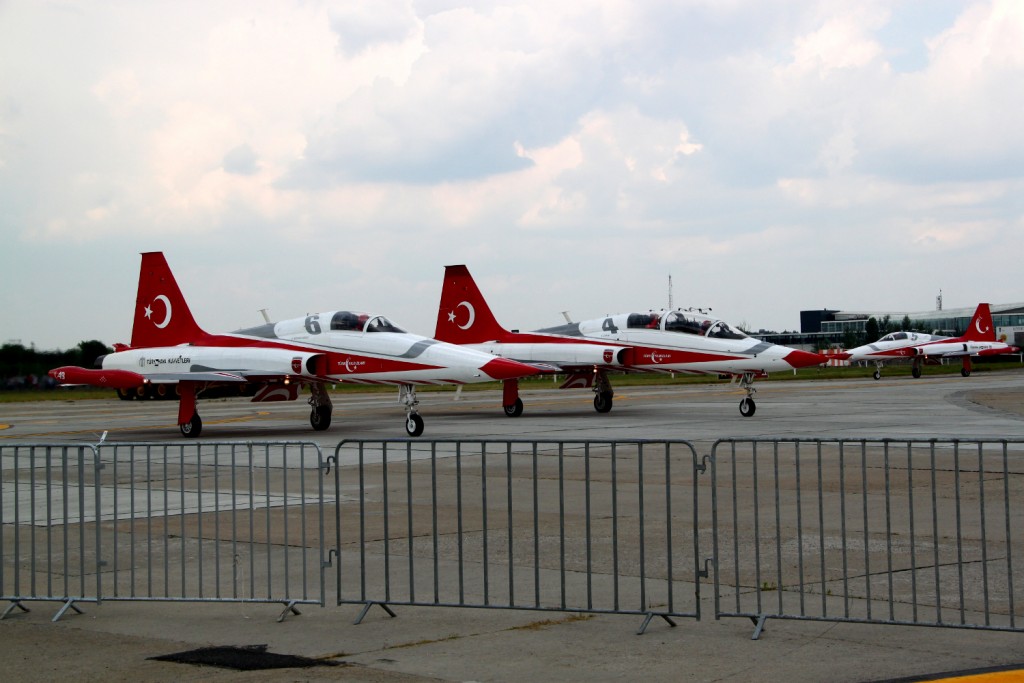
top-left (130, 252), bottom-right (207, 348)
top-left (434, 265), bottom-right (512, 344)
top-left (963, 303), bottom-right (995, 342)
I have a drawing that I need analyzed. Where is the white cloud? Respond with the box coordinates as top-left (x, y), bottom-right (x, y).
top-left (1, 0), bottom-right (1023, 348)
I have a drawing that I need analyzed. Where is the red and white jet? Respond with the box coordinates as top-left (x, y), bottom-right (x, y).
top-left (434, 265), bottom-right (826, 417)
top-left (49, 252), bottom-right (538, 438)
top-left (837, 303), bottom-right (1020, 379)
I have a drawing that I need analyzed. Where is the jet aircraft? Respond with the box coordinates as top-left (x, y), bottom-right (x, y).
top-left (433, 265), bottom-right (826, 417)
top-left (837, 303), bottom-right (1020, 379)
top-left (49, 253), bottom-right (538, 438)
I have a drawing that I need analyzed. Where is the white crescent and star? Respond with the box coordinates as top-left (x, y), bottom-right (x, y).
top-left (149, 295), bottom-right (173, 328)
top-left (976, 319), bottom-right (989, 335)
top-left (447, 301), bottom-right (476, 330)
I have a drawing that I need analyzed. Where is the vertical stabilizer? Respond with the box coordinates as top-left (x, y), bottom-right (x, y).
top-left (130, 252), bottom-right (207, 348)
top-left (435, 265), bottom-right (512, 343)
top-left (963, 303), bottom-right (995, 342)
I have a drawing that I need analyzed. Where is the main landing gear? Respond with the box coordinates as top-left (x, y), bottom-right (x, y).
top-left (400, 384), bottom-right (425, 436)
top-left (309, 383), bottom-right (333, 431)
top-left (738, 372), bottom-right (757, 417)
top-left (503, 379), bottom-right (524, 417)
top-left (178, 382), bottom-right (202, 438)
top-left (593, 371), bottom-right (613, 414)
top-left (500, 371), bottom-right (615, 418)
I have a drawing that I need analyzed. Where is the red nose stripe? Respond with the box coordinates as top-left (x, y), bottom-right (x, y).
top-left (784, 350), bottom-right (828, 368)
top-left (481, 358), bottom-right (540, 380)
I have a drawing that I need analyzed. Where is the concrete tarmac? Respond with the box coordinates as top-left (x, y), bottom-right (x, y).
top-left (2, 370), bottom-right (1024, 682)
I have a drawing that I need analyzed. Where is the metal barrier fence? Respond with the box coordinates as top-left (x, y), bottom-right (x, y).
top-left (6, 437), bottom-right (1024, 639)
top-left (330, 440), bottom-right (705, 633)
top-left (1, 442), bottom-right (326, 621)
top-left (0, 445), bottom-right (101, 620)
top-left (711, 439), bottom-right (1024, 638)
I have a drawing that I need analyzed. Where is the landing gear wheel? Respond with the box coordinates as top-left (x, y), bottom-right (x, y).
top-left (117, 388), bottom-right (134, 401)
top-left (873, 370), bottom-right (881, 381)
top-left (310, 405), bottom-right (332, 431)
top-left (405, 413), bottom-right (424, 437)
top-left (503, 398), bottom-right (523, 417)
top-left (961, 367), bottom-right (971, 377)
top-left (593, 391), bottom-right (613, 414)
top-left (739, 397), bottom-right (756, 417)
top-left (180, 413), bottom-right (202, 438)
top-left (912, 365), bottom-right (922, 379)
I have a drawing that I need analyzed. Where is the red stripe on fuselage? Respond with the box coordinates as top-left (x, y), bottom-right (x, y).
top-left (178, 334), bottom-right (445, 375)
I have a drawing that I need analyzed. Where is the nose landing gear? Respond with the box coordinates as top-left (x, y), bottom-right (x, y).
top-left (400, 384), bottom-right (424, 436)
top-left (738, 372), bottom-right (757, 417)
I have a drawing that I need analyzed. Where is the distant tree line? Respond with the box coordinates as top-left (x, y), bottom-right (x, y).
top-left (1, 340), bottom-right (112, 389)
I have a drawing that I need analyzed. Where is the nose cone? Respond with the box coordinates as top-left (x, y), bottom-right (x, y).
top-left (784, 349), bottom-right (828, 368)
top-left (481, 357), bottom-right (540, 380)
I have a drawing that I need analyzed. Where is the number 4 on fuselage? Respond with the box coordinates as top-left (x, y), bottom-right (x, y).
top-left (433, 265), bottom-right (826, 418)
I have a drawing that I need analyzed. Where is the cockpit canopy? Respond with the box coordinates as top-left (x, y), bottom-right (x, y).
top-left (329, 311), bottom-right (405, 333)
top-left (626, 310), bottom-right (749, 340)
top-left (879, 332), bottom-right (909, 342)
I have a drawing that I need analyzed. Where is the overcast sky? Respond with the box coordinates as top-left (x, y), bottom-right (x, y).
top-left (3, 0), bottom-right (1023, 351)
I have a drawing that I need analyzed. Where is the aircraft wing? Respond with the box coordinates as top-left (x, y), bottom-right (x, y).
top-left (49, 366), bottom-right (312, 389)
top-left (142, 371), bottom-right (249, 383)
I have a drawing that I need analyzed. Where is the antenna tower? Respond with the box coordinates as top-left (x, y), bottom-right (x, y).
top-left (936, 289), bottom-right (943, 311)
top-left (668, 275), bottom-right (673, 310)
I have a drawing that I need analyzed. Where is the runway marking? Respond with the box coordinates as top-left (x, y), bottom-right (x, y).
top-left (3, 481), bottom-right (330, 525)
top-left (0, 412), bottom-right (269, 440)
top-left (881, 665), bottom-right (1024, 682)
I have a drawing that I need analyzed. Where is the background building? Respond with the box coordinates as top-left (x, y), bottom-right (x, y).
top-left (762, 303), bottom-right (1024, 352)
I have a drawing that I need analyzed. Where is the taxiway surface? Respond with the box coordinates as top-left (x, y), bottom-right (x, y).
top-left (3, 371), bottom-right (1024, 446)
top-left (1, 371), bottom-right (1023, 683)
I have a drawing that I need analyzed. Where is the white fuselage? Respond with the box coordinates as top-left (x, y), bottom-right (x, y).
top-left (845, 332), bottom-right (1010, 362)
top-left (479, 310), bottom-right (822, 375)
top-left (101, 310), bottom-right (530, 385)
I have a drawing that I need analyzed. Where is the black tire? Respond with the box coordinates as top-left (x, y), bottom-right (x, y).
top-left (873, 370), bottom-right (881, 381)
top-left (912, 365), bottom-right (922, 379)
top-left (310, 405), bottom-right (332, 431)
top-left (503, 398), bottom-right (524, 417)
top-left (117, 388), bottom-right (134, 401)
top-left (405, 413), bottom-right (425, 437)
top-left (961, 367), bottom-right (971, 377)
top-left (180, 413), bottom-right (202, 438)
top-left (739, 397), bottom-right (756, 417)
top-left (593, 391), bottom-right (613, 414)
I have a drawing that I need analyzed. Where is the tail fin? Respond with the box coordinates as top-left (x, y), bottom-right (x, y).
top-left (963, 303), bottom-right (995, 342)
top-left (130, 252), bottom-right (207, 348)
top-left (434, 265), bottom-right (512, 343)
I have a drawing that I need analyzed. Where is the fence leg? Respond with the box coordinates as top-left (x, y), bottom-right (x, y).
top-left (636, 612), bottom-right (677, 636)
top-left (52, 599), bottom-right (84, 622)
top-left (750, 614), bottom-right (768, 640)
top-left (276, 600), bottom-right (302, 623)
top-left (353, 602), bottom-right (397, 625)
top-left (1, 601), bottom-right (30, 620)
